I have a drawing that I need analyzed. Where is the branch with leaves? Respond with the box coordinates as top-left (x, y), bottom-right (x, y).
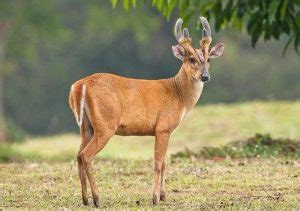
top-left (111, 0), bottom-right (300, 54)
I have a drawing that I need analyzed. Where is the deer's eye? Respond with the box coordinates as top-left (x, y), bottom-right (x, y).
top-left (189, 58), bottom-right (196, 64)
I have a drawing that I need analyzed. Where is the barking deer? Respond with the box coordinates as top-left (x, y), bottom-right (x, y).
top-left (69, 17), bottom-right (224, 207)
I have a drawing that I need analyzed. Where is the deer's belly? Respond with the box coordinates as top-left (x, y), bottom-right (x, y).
top-left (115, 119), bottom-right (156, 136)
top-left (114, 109), bottom-right (157, 136)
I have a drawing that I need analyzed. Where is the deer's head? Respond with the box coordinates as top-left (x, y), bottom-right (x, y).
top-left (172, 17), bottom-right (224, 82)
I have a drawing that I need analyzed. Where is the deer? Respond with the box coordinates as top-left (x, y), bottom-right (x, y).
top-left (68, 16), bottom-right (224, 207)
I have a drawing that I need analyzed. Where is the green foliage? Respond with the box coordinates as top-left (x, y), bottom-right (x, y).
top-left (114, 0), bottom-right (300, 54)
top-left (172, 134), bottom-right (300, 160)
top-left (5, 118), bottom-right (26, 142)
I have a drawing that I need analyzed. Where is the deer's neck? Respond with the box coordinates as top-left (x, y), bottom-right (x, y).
top-left (173, 67), bottom-right (204, 111)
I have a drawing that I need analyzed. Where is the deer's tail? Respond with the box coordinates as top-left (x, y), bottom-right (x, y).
top-left (69, 83), bottom-right (86, 127)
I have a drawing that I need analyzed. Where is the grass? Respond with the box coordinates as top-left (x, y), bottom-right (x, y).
top-left (1, 101), bottom-right (300, 162)
top-left (0, 101), bottom-right (300, 208)
top-left (172, 133), bottom-right (300, 160)
top-left (0, 158), bottom-right (299, 209)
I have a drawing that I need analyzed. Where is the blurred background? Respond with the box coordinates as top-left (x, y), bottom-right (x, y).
top-left (0, 0), bottom-right (299, 160)
top-left (1, 2), bottom-right (300, 208)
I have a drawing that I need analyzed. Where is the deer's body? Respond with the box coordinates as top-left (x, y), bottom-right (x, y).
top-left (70, 70), bottom-right (203, 136)
top-left (69, 17), bottom-right (224, 207)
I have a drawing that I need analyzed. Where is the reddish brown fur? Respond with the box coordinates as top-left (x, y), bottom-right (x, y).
top-left (68, 17), bottom-right (224, 207)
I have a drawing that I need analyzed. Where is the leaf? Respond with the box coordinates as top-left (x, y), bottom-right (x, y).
top-left (157, 0), bottom-right (164, 11)
top-left (281, 20), bottom-right (290, 34)
top-left (280, 0), bottom-right (288, 20)
top-left (122, 0), bottom-right (130, 11)
top-left (236, 0), bottom-right (247, 18)
top-left (165, 0), bottom-right (176, 19)
top-left (251, 27), bottom-right (262, 47)
top-left (268, 1), bottom-right (280, 22)
top-left (296, 12), bottom-right (300, 27)
top-left (213, 2), bottom-right (223, 31)
top-left (131, 0), bottom-right (137, 7)
top-left (111, 0), bottom-right (118, 8)
top-left (282, 36), bottom-right (294, 56)
top-left (271, 21), bottom-right (280, 39)
top-left (181, 12), bottom-right (194, 24)
top-left (247, 12), bottom-right (259, 34)
top-left (295, 0), bottom-right (300, 6)
top-left (249, 13), bottom-right (263, 47)
top-left (295, 35), bottom-right (300, 53)
top-left (179, 0), bottom-right (189, 14)
top-left (224, 0), bottom-right (233, 21)
top-left (263, 21), bottom-right (271, 40)
top-left (236, 19), bottom-right (243, 32)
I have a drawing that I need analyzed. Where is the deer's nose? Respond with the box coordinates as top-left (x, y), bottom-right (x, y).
top-left (200, 73), bottom-right (210, 82)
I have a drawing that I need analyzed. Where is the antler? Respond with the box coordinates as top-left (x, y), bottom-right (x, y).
top-left (199, 17), bottom-right (211, 38)
top-left (174, 18), bottom-right (191, 43)
top-left (199, 16), bottom-right (212, 49)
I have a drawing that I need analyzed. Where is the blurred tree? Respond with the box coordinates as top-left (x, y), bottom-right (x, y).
top-left (0, 0), bottom-right (63, 141)
top-left (113, 0), bottom-right (300, 54)
top-left (4, 1), bottom-right (165, 135)
top-left (0, 22), bottom-right (10, 141)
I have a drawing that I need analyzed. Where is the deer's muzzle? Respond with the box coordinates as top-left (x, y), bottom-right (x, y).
top-left (200, 71), bottom-right (210, 82)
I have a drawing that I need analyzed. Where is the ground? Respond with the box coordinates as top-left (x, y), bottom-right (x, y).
top-left (0, 101), bottom-right (300, 208)
top-left (0, 158), bottom-right (299, 209)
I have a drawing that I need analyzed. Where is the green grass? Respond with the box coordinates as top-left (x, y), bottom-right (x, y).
top-left (0, 158), bottom-right (299, 209)
top-left (1, 101), bottom-right (300, 162)
top-left (172, 133), bottom-right (300, 160)
top-left (0, 101), bottom-right (300, 208)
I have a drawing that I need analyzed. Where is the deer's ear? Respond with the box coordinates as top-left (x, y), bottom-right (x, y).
top-left (172, 45), bottom-right (185, 61)
top-left (209, 43), bottom-right (224, 59)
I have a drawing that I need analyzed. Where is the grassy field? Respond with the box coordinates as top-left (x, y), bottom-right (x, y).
top-left (0, 101), bottom-right (300, 209)
top-left (1, 158), bottom-right (299, 209)
top-left (2, 101), bottom-right (300, 162)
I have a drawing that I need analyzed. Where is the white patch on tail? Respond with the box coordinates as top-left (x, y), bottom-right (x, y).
top-left (71, 84), bottom-right (75, 92)
top-left (76, 84), bottom-right (86, 126)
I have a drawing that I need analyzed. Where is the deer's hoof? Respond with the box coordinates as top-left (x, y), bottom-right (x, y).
top-left (152, 194), bottom-right (159, 205)
top-left (93, 196), bottom-right (100, 208)
top-left (82, 198), bottom-right (89, 206)
top-left (160, 193), bottom-right (166, 201)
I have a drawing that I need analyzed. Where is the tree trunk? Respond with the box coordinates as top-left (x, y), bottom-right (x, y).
top-left (0, 21), bottom-right (10, 142)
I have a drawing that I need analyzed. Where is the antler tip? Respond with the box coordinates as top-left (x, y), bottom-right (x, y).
top-left (199, 16), bottom-right (211, 38)
top-left (176, 18), bottom-right (183, 24)
top-left (174, 18), bottom-right (184, 42)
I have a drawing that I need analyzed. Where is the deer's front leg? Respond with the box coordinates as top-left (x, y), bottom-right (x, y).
top-left (160, 157), bottom-right (167, 201)
top-left (153, 131), bottom-right (170, 205)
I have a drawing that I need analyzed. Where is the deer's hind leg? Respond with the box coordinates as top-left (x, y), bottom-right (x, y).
top-left (79, 89), bottom-right (121, 207)
top-left (79, 106), bottom-right (119, 207)
top-left (77, 113), bottom-right (93, 206)
top-left (80, 128), bottom-right (115, 207)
